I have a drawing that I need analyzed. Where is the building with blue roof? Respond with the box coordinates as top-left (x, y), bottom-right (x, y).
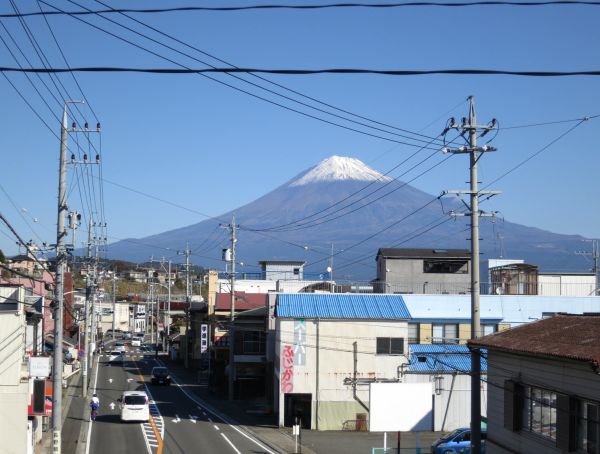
top-left (274, 293), bottom-right (411, 431)
top-left (401, 344), bottom-right (488, 431)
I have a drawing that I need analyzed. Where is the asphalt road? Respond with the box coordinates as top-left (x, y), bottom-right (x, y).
top-left (87, 338), bottom-right (276, 454)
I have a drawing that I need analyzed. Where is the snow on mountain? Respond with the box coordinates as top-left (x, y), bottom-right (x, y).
top-left (289, 155), bottom-right (392, 187)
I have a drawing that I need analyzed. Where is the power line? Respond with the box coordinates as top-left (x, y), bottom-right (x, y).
top-left (91, 0), bottom-right (444, 146)
top-left (3, 1), bottom-right (599, 18)
top-left (247, 151), bottom-right (453, 233)
top-left (3, 66), bottom-right (600, 77)
top-left (482, 118), bottom-right (590, 190)
top-left (501, 114), bottom-right (599, 129)
top-left (38, 1), bottom-right (439, 149)
top-left (244, 136), bottom-right (445, 233)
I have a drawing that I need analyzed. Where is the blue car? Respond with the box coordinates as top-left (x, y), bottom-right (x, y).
top-left (431, 428), bottom-right (486, 454)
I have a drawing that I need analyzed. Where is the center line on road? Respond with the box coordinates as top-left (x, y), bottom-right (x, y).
top-left (220, 433), bottom-right (242, 454)
top-left (213, 425), bottom-right (220, 431)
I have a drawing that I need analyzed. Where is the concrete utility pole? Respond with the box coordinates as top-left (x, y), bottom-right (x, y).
top-left (576, 239), bottom-right (599, 295)
top-left (178, 246), bottom-right (192, 367)
top-left (167, 260), bottom-right (172, 338)
top-left (441, 96), bottom-right (498, 454)
top-left (112, 271), bottom-right (117, 336)
top-left (82, 219), bottom-right (94, 396)
top-left (221, 216), bottom-right (237, 401)
top-left (52, 105), bottom-right (69, 454)
top-left (160, 258), bottom-right (172, 351)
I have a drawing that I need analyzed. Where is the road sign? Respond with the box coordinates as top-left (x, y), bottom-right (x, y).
top-left (29, 356), bottom-right (51, 378)
top-left (200, 324), bottom-right (208, 353)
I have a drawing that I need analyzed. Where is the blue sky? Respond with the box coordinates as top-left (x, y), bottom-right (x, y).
top-left (0, 0), bottom-right (598, 266)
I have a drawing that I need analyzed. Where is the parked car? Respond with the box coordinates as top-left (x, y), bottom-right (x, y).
top-left (131, 338), bottom-right (141, 347)
top-left (150, 367), bottom-right (171, 386)
top-left (431, 428), bottom-right (487, 454)
top-left (123, 331), bottom-right (132, 340)
top-left (118, 390), bottom-right (150, 422)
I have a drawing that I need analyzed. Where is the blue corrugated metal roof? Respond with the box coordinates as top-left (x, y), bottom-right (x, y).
top-left (276, 293), bottom-right (411, 319)
top-left (407, 344), bottom-right (487, 373)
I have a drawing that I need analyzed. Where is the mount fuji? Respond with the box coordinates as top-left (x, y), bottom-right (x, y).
top-left (106, 156), bottom-right (588, 280)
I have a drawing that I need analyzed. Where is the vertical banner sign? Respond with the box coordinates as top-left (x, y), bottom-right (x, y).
top-left (200, 324), bottom-right (208, 353)
top-left (293, 319), bottom-right (306, 366)
top-left (281, 344), bottom-right (294, 393)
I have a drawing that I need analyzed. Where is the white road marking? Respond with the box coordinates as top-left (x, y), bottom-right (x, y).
top-left (84, 356), bottom-right (101, 454)
top-left (127, 378), bottom-right (133, 382)
top-left (107, 378), bottom-right (113, 383)
top-left (172, 414), bottom-right (181, 423)
top-left (207, 417), bottom-right (213, 423)
top-left (213, 425), bottom-right (220, 431)
top-left (161, 363), bottom-right (276, 454)
top-left (189, 415), bottom-right (198, 424)
top-left (139, 423), bottom-right (153, 454)
top-left (221, 433), bottom-right (242, 454)
top-left (109, 402), bottom-right (115, 410)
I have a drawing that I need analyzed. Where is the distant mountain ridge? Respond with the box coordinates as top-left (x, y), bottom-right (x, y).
top-left (105, 156), bottom-right (589, 279)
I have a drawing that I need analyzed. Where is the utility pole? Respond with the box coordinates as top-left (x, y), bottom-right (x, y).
top-left (178, 246), bottom-right (191, 367)
top-left (82, 219), bottom-right (94, 396)
top-left (160, 258), bottom-right (172, 352)
top-left (441, 96), bottom-right (498, 454)
top-left (112, 271), bottom-right (117, 336)
top-left (576, 239), bottom-right (599, 295)
top-left (52, 105), bottom-right (69, 454)
top-left (221, 216), bottom-right (237, 401)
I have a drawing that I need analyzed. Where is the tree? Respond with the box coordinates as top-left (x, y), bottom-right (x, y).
top-left (0, 249), bottom-right (5, 263)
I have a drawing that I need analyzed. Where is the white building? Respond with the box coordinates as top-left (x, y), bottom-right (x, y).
top-left (538, 272), bottom-right (597, 296)
top-left (275, 293), bottom-right (410, 430)
top-left (404, 344), bottom-right (487, 431)
top-left (0, 285), bottom-right (31, 454)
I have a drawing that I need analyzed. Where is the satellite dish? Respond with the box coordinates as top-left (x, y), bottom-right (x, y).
top-left (496, 287), bottom-right (503, 295)
top-left (326, 266), bottom-right (332, 273)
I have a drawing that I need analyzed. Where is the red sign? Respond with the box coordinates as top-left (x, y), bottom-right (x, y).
top-left (281, 344), bottom-right (294, 393)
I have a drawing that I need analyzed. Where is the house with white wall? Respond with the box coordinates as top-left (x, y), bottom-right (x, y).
top-left (275, 293), bottom-right (410, 430)
top-left (404, 344), bottom-right (487, 432)
top-left (0, 284), bottom-right (31, 454)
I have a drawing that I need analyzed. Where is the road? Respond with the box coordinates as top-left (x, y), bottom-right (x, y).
top-left (88, 337), bottom-right (276, 454)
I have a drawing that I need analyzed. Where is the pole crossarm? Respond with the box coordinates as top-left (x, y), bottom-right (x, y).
top-left (439, 96), bottom-right (499, 454)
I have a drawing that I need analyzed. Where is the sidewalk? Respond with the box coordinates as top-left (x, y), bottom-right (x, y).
top-left (36, 367), bottom-right (86, 454)
top-left (160, 357), bottom-right (443, 454)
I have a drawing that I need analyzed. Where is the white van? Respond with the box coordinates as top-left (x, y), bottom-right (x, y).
top-left (118, 390), bottom-right (150, 422)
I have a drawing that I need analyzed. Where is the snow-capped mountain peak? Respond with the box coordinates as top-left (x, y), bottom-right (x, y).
top-left (289, 156), bottom-right (392, 187)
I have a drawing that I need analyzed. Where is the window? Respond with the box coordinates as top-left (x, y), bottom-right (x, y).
top-left (293, 268), bottom-right (300, 275)
top-left (376, 337), bottom-right (404, 355)
top-left (242, 331), bottom-right (265, 354)
top-left (522, 385), bottom-right (557, 441)
top-left (432, 324), bottom-right (458, 344)
top-left (423, 259), bottom-right (469, 274)
top-left (481, 324), bottom-right (497, 336)
top-left (124, 395), bottom-right (148, 405)
top-left (578, 401), bottom-right (600, 453)
top-left (408, 324), bottom-right (420, 344)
